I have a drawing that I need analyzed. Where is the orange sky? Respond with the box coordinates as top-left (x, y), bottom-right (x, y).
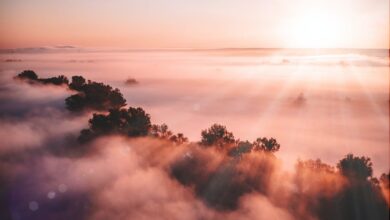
top-left (0, 0), bottom-right (389, 49)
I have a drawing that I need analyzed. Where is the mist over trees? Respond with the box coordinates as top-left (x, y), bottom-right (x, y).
top-left (292, 156), bottom-right (389, 220)
top-left (5, 71), bottom-right (389, 220)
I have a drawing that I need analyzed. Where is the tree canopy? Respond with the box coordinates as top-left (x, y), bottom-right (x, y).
top-left (78, 107), bottom-right (151, 143)
top-left (16, 70), bottom-right (38, 81)
top-left (252, 137), bottom-right (280, 153)
top-left (15, 70), bottom-right (68, 86)
top-left (150, 124), bottom-right (188, 144)
top-left (200, 124), bottom-right (236, 148)
top-left (65, 81), bottom-right (126, 112)
top-left (69, 75), bottom-right (86, 91)
top-left (337, 154), bottom-right (373, 181)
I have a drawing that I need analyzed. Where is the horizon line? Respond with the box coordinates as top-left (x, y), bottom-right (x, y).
top-left (0, 46), bottom-right (389, 53)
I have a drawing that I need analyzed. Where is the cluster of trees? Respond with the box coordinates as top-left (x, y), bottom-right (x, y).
top-left (149, 124), bottom-right (188, 144)
top-left (79, 107), bottom-right (151, 143)
top-left (78, 107), bottom-right (188, 145)
top-left (15, 71), bottom-right (389, 219)
top-left (15, 70), bottom-right (127, 112)
top-left (65, 76), bottom-right (126, 111)
top-left (200, 124), bottom-right (280, 157)
top-left (14, 71), bottom-right (184, 143)
top-left (16, 70), bottom-right (69, 85)
top-left (294, 156), bottom-right (389, 220)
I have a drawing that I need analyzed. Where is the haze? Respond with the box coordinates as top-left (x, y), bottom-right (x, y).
top-left (0, 0), bottom-right (389, 49)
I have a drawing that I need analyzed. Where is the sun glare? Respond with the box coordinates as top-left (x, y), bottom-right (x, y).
top-left (289, 12), bottom-right (345, 48)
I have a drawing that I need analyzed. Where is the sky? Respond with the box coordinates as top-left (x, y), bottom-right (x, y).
top-left (0, 0), bottom-right (389, 49)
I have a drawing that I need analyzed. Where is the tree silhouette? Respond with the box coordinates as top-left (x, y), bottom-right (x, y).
top-left (16, 70), bottom-right (38, 81)
top-left (200, 124), bottom-right (235, 148)
top-left (78, 107), bottom-right (151, 143)
top-left (228, 141), bottom-right (252, 157)
top-left (337, 154), bottom-right (373, 181)
top-left (39, 75), bottom-right (69, 85)
top-left (252, 137), bottom-right (280, 153)
top-left (65, 81), bottom-right (126, 112)
top-left (150, 124), bottom-right (172, 138)
top-left (296, 159), bottom-right (335, 173)
top-left (15, 70), bottom-right (68, 86)
top-left (69, 75), bottom-right (86, 91)
top-left (334, 155), bottom-right (388, 220)
top-left (169, 133), bottom-right (188, 145)
top-left (150, 124), bottom-right (188, 144)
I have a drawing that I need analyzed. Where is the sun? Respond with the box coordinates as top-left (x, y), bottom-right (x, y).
top-left (288, 12), bottom-right (345, 48)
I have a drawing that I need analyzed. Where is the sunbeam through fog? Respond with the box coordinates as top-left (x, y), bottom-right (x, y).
top-left (0, 48), bottom-right (389, 220)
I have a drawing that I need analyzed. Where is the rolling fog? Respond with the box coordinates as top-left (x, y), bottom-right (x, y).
top-left (0, 48), bottom-right (388, 174)
top-left (0, 48), bottom-right (389, 220)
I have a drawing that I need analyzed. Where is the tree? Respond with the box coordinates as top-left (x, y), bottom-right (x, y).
top-left (65, 81), bottom-right (126, 112)
top-left (200, 124), bottom-right (235, 148)
top-left (337, 154), bottom-right (373, 181)
top-left (296, 159), bottom-right (335, 173)
top-left (228, 141), bottom-right (252, 157)
top-left (78, 107), bottom-right (151, 143)
top-left (39, 75), bottom-right (69, 85)
top-left (69, 75), bottom-right (86, 91)
top-left (16, 70), bottom-right (38, 80)
top-left (15, 70), bottom-right (68, 86)
top-left (252, 137), bottom-right (280, 153)
top-left (65, 94), bottom-right (86, 111)
top-left (169, 133), bottom-right (188, 145)
top-left (150, 124), bottom-right (172, 138)
top-left (125, 107), bottom-right (152, 136)
top-left (149, 124), bottom-right (188, 144)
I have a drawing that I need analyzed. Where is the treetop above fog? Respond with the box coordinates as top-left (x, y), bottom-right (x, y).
top-left (65, 80), bottom-right (126, 112)
top-left (15, 70), bottom-right (127, 112)
top-left (16, 70), bottom-right (38, 80)
top-left (337, 154), bottom-right (373, 181)
top-left (199, 123), bottom-right (281, 157)
top-left (16, 70), bottom-right (69, 85)
top-left (200, 124), bottom-right (236, 147)
top-left (69, 75), bottom-right (86, 91)
top-left (79, 107), bottom-right (151, 143)
top-left (66, 75), bottom-right (127, 112)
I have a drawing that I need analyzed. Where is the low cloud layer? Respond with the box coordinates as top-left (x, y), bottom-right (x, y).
top-left (0, 49), bottom-right (389, 220)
